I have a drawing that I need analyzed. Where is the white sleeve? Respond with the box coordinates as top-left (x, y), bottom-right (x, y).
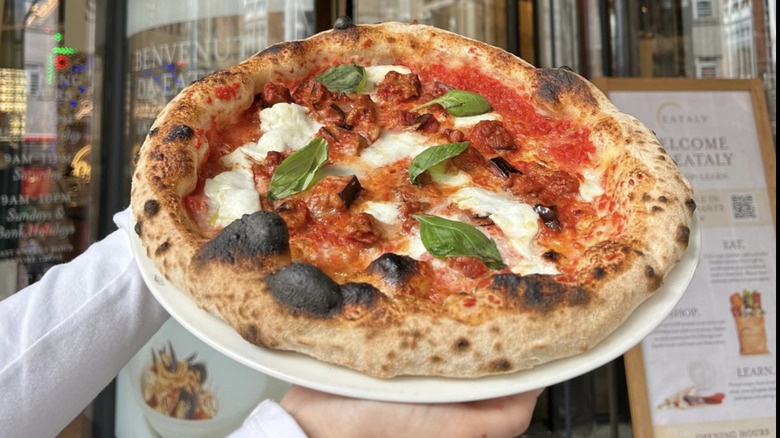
top-left (227, 400), bottom-right (308, 438)
top-left (0, 208), bottom-right (170, 438)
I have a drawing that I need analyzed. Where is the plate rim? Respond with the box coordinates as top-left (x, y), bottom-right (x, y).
top-left (130, 215), bottom-right (701, 403)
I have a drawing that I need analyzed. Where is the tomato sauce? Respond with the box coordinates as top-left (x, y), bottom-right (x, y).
top-left (417, 64), bottom-right (595, 172)
top-left (214, 82), bottom-right (241, 100)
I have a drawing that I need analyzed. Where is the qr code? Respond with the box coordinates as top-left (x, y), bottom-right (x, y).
top-left (730, 194), bottom-right (757, 221)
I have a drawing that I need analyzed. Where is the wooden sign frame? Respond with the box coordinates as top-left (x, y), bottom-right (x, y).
top-left (591, 77), bottom-right (776, 438)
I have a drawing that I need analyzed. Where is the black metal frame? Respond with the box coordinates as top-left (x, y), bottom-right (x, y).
top-left (92, 0), bottom-right (129, 435)
top-left (96, 0), bottom-right (130, 240)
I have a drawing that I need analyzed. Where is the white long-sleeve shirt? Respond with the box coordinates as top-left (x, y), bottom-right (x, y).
top-left (0, 208), bottom-right (306, 437)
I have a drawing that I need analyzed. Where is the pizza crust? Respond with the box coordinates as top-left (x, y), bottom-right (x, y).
top-left (131, 21), bottom-right (695, 378)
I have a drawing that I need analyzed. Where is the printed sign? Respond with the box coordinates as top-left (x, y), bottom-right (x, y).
top-left (595, 78), bottom-right (776, 438)
top-left (116, 318), bottom-right (290, 437)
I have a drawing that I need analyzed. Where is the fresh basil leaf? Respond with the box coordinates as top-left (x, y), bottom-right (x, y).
top-left (412, 89), bottom-right (492, 117)
top-left (315, 64), bottom-right (367, 93)
top-left (267, 138), bottom-right (329, 200)
top-left (408, 142), bottom-right (469, 185)
top-left (413, 215), bottom-right (505, 270)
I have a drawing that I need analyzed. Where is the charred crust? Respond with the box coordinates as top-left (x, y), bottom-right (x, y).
top-left (195, 211), bottom-right (289, 265)
top-left (134, 221), bottom-right (142, 236)
top-left (543, 250), bottom-right (559, 261)
top-left (593, 266), bottom-right (606, 279)
top-left (155, 241), bottom-right (171, 255)
top-left (367, 253), bottom-right (418, 286)
top-left (685, 198), bottom-right (697, 212)
top-left (163, 125), bottom-right (195, 143)
top-left (143, 200), bottom-right (160, 217)
top-left (256, 41), bottom-right (290, 57)
top-left (333, 15), bottom-right (354, 30)
top-left (453, 338), bottom-right (470, 351)
top-left (642, 193), bottom-right (652, 202)
top-left (340, 282), bottom-right (378, 307)
top-left (535, 67), bottom-right (595, 106)
top-left (569, 288), bottom-right (590, 305)
top-left (677, 225), bottom-right (691, 245)
top-left (523, 279), bottom-right (566, 310)
top-left (652, 205), bottom-right (663, 213)
top-left (248, 325), bottom-right (257, 337)
top-left (487, 359), bottom-right (512, 372)
top-left (173, 103), bottom-right (188, 115)
top-left (490, 273), bottom-right (589, 311)
top-left (645, 265), bottom-right (663, 289)
top-left (193, 69), bottom-right (235, 85)
top-left (266, 263), bottom-right (342, 316)
top-left (490, 274), bottom-right (522, 298)
top-left (400, 330), bottom-right (424, 349)
top-left (658, 195), bottom-right (668, 203)
top-left (148, 127), bottom-right (159, 137)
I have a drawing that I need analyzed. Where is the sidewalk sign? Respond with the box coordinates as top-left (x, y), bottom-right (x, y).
top-left (592, 78), bottom-right (776, 438)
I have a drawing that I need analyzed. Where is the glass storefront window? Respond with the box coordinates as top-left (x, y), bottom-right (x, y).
top-left (354, 0), bottom-right (500, 47)
top-left (1, 0), bottom-right (98, 298)
top-left (596, 0), bottom-right (776, 139)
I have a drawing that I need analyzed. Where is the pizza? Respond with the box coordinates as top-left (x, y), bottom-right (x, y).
top-left (130, 19), bottom-right (696, 378)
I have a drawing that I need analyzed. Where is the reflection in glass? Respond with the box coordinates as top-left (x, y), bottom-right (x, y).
top-left (126, 0), bottom-right (316, 177)
top-left (1, 0), bottom-right (96, 293)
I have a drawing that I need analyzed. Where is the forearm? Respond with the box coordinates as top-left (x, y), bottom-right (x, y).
top-left (0, 221), bottom-right (169, 437)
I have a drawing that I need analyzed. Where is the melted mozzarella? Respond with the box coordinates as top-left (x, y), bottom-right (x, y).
top-left (238, 103), bottom-right (323, 161)
top-left (221, 146), bottom-right (254, 170)
top-left (428, 164), bottom-right (472, 187)
top-left (321, 163), bottom-right (363, 178)
top-left (358, 131), bottom-right (430, 168)
top-left (203, 168), bottom-right (260, 227)
top-left (361, 201), bottom-right (401, 225)
top-left (452, 112), bottom-right (502, 129)
top-left (400, 232), bottom-right (428, 259)
top-left (579, 168), bottom-right (604, 202)
top-left (452, 187), bottom-right (559, 275)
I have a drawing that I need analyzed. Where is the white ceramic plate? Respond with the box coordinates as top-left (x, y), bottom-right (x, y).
top-left (131, 216), bottom-right (700, 403)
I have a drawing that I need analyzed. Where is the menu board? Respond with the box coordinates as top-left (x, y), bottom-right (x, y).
top-left (593, 78), bottom-right (776, 437)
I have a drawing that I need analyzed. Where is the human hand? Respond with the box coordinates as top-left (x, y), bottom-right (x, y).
top-left (280, 384), bottom-right (543, 438)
